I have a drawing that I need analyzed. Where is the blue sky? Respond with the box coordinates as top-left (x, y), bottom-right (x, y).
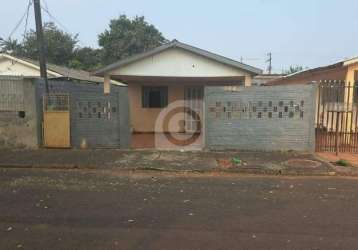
top-left (1, 0), bottom-right (358, 73)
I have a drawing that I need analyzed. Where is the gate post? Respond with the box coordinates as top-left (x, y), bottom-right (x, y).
top-left (335, 112), bottom-right (340, 156)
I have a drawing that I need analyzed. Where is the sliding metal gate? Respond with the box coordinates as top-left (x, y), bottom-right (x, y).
top-left (316, 81), bottom-right (358, 153)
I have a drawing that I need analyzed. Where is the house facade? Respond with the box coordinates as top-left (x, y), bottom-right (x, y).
top-left (95, 40), bottom-right (262, 148)
top-left (266, 57), bottom-right (358, 153)
top-left (266, 57), bottom-right (358, 86)
top-left (0, 53), bottom-right (123, 85)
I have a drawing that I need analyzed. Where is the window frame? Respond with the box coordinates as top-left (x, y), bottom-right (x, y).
top-left (142, 86), bottom-right (168, 108)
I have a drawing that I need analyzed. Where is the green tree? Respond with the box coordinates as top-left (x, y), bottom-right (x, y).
top-left (0, 38), bottom-right (24, 55)
top-left (69, 47), bottom-right (104, 71)
top-left (20, 22), bottom-right (78, 66)
top-left (98, 15), bottom-right (167, 65)
top-left (283, 65), bottom-right (306, 75)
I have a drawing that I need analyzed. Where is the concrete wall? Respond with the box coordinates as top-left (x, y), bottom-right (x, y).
top-left (0, 77), bottom-right (38, 149)
top-left (205, 84), bottom-right (317, 152)
top-left (35, 79), bottom-right (130, 149)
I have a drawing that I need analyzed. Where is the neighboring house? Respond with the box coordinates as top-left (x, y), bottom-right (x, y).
top-left (0, 53), bottom-right (123, 85)
top-left (252, 74), bottom-right (285, 86)
top-left (94, 40), bottom-right (262, 148)
top-left (265, 57), bottom-right (358, 153)
top-left (265, 57), bottom-right (358, 86)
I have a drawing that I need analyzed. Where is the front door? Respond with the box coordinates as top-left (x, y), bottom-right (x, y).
top-left (184, 86), bottom-right (203, 133)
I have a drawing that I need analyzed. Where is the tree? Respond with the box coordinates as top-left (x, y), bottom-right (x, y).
top-left (20, 22), bottom-right (78, 66)
top-left (283, 65), bottom-right (306, 75)
top-left (0, 38), bottom-right (24, 55)
top-left (1, 16), bottom-right (168, 71)
top-left (98, 15), bottom-right (167, 65)
top-left (69, 47), bottom-right (104, 71)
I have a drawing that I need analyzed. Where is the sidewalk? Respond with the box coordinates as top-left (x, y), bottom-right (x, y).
top-left (0, 149), bottom-right (340, 176)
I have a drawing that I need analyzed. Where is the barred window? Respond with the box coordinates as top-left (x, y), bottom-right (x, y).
top-left (142, 86), bottom-right (168, 108)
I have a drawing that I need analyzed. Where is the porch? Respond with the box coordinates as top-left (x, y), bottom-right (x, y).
top-left (112, 76), bottom-right (245, 150)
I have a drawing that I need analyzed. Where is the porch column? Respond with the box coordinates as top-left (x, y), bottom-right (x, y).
top-left (104, 74), bottom-right (111, 95)
top-left (244, 75), bottom-right (252, 87)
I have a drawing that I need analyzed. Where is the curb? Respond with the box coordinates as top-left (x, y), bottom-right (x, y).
top-left (0, 163), bottom-right (340, 177)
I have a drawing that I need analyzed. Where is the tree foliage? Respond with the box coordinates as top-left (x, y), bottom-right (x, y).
top-left (69, 47), bottom-right (104, 71)
top-left (1, 22), bottom-right (79, 66)
top-left (1, 15), bottom-right (168, 71)
top-left (98, 15), bottom-right (167, 65)
top-left (22, 22), bottom-right (78, 66)
top-left (0, 38), bottom-right (24, 55)
top-left (283, 65), bottom-right (306, 75)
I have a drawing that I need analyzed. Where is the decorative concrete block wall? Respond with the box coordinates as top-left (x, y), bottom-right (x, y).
top-left (205, 84), bottom-right (317, 152)
top-left (35, 79), bottom-right (130, 149)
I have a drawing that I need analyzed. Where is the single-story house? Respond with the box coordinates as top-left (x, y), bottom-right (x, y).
top-left (265, 57), bottom-right (358, 86)
top-left (265, 57), bottom-right (358, 153)
top-left (94, 40), bottom-right (262, 148)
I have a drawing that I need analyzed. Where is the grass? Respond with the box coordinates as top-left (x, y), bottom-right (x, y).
top-left (335, 159), bottom-right (350, 167)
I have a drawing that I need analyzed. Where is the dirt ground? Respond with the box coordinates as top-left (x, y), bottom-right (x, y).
top-left (317, 152), bottom-right (358, 167)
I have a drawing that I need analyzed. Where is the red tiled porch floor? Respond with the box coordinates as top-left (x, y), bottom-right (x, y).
top-left (131, 133), bottom-right (203, 150)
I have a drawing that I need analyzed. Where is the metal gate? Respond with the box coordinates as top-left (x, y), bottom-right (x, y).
top-left (316, 81), bottom-right (358, 153)
top-left (43, 94), bottom-right (71, 148)
top-left (184, 86), bottom-right (203, 133)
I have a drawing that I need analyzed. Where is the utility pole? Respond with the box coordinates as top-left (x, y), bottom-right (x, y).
top-left (33, 0), bottom-right (49, 93)
top-left (266, 52), bottom-right (272, 74)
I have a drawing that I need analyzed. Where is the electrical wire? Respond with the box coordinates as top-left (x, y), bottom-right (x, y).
top-left (7, 0), bottom-right (32, 40)
top-left (23, 0), bottom-right (33, 38)
top-left (40, 0), bottom-right (86, 47)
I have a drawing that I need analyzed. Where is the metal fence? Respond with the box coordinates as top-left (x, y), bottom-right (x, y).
top-left (315, 80), bottom-right (358, 153)
top-left (43, 94), bottom-right (70, 111)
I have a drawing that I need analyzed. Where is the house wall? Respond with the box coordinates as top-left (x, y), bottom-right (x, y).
top-left (0, 58), bottom-right (58, 77)
top-left (109, 47), bottom-right (253, 86)
top-left (346, 63), bottom-right (358, 84)
top-left (269, 67), bottom-right (347, 85)
top-left (129, 82), bottom-right (185, 133)
top-left (0, 77), bottom-right (38, 148)
top-left (205, 84), bottom-right (317, 152)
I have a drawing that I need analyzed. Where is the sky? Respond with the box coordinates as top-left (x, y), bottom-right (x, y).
top-left (1, 0), bottom-right (358, 73)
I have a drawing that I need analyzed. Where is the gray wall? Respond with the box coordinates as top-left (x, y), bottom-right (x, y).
top-left (0, 76), bottom-right (38, 149)
top-left (35, 79), bottom-right (130, 149)
top-left (205, 84), bottom-right (317, 152)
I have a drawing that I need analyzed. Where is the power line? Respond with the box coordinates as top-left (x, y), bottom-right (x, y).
top-left (7, 0), bottom-right (32, 40)
top-left (40, 0), bottom-right (86, 47)
top-left (23, 0), bottom-right (33, 38)
top-left (40, 2), bottom-right (70, 33)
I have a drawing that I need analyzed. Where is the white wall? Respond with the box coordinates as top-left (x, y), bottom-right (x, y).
top-left (0, 58), bottom-right (57, 77)
top-left (110, 47), bottom-right (252, 79)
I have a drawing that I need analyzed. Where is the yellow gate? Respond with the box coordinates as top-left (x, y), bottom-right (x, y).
top-left (43, 94), bottom-right (71, 148)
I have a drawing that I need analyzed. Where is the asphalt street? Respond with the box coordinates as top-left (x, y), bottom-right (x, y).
top-left (1, 169), bottom-right (358, 250)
